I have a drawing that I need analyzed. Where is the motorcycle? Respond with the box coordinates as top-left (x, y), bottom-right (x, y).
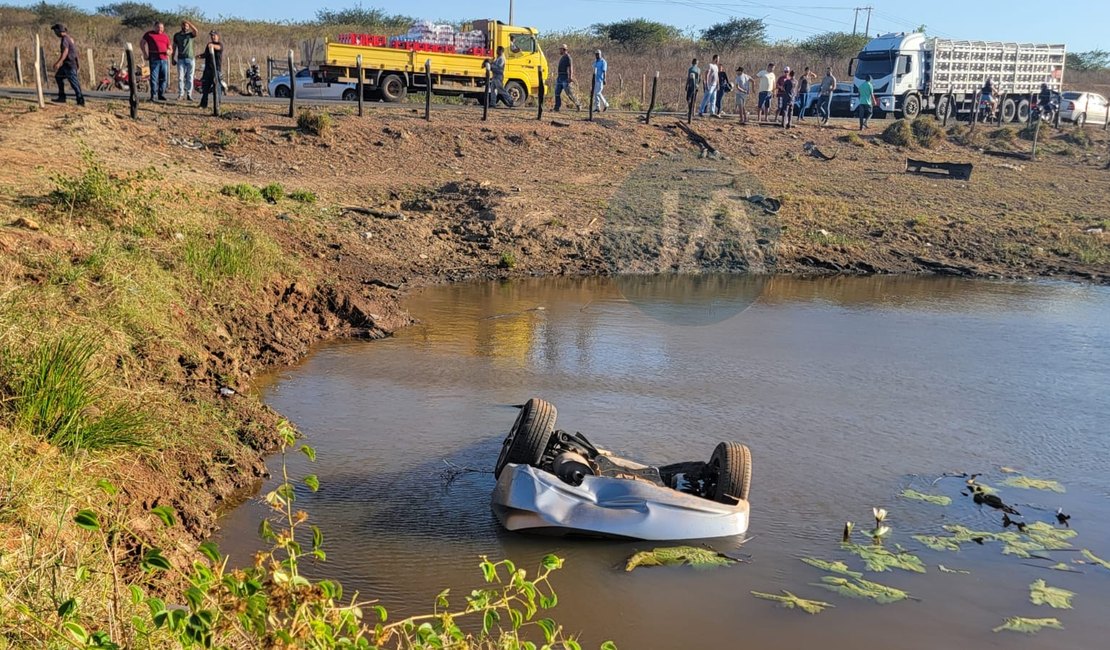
top-left (975, 96), bottom-right (997, 124)
top-left (1031, 98), bottom-right (1057, 125)
top-left (95, 64), bottom-right (130, 91)
top-left (245, 59), bottom-right (264, 96)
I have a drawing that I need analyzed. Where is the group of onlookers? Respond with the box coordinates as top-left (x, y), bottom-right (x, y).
top-left (46, 19), bottom-right (225, 108)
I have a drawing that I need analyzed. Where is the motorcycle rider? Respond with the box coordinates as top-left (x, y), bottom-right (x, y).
top-left (246, 58), bottom-right (262, 96)
top-left (980, 77), bottom-right (995, 118)
top-left (1037, 83), bottom-right (1055, 119)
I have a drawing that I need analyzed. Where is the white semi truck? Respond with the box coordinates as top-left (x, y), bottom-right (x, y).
top-left (849, 32), bottom-right (1066, 122)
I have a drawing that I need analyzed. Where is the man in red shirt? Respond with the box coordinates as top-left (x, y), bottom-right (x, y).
top-left (141, 21), bottom-right (170, 101)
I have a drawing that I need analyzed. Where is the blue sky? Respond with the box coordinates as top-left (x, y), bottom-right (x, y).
top-left (18, 0), bottom-right (1109, 51)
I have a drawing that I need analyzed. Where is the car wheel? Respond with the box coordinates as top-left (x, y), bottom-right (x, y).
top-left (342, 88), bottom-right (358, 101)
top-left (1016, 99), bottom-right (1030, 123)
top-left (1075, 112), bottom-right (1086, 127)
top-left (505, 80), bottom-right (527, 106)
top-left (709, 442), bottom-right (752, 504)
top-left (494, 398), bottom-right (557, 478)
top-left (273, 85), bottom-right (290, 98)
top-left (379, 74), bottom-right (407, 102)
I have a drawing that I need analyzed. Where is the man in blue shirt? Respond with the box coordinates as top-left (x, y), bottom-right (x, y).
top-left (592, 50), bottom-right (609, 112)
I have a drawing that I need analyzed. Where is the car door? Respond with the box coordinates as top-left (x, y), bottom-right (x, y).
top-left (295, 68), bottom-right (322, 99)
top-left (1096, 94), bottom-right (1110, 126)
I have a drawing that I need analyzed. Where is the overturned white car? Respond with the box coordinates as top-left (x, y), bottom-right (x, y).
top-left (491, 398), bottom-right (752, 540)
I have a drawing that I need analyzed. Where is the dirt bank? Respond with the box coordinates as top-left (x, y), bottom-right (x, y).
top-left (0, 95), bottom-right (1107, 605)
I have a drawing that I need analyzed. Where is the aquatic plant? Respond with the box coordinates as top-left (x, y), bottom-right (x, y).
top-left (750, 591), bottom-right (833, 614)
top-left (900, 489), bottom-right (951, 506)
top-left (625, 546), bottom-right (737, 571)
top-left (1029, 579), bottom-right (1074, 609)
top-left (993, 617), bottom-right (1064, 634)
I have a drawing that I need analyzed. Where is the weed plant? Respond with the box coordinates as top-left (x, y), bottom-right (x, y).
top-left (288, 189), bottom-right (317, 203)
top-left (260, 182), bottom-right (285, 203)
top-left (219, 183), bottom-right (263, 203)
top-left (297, 109), bottom-right (333, 137)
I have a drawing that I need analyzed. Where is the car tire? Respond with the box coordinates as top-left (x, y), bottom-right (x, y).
top-left (505, 80), bottom-right (527, 106)
top-left (1075, 112), bottom-right (1086, 127)
top-left (342, 88), bottom-right (358, 101)
top-left (710, 442), bottom-right (752, 504)
top-left (273, 85), bottom-right (290, 98)
top-left (379, 74), bottom-right (407, 102)
top-left (1016, 99), bottom-right (1030, 123)
top-left (494, 398), bottom-right (557, 478)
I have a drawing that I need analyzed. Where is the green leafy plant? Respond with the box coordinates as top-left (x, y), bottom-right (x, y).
top-left (297, 109), bottom-right (333, 137)
top-left (993, 616), bottom-right (1064, 634)
top-left (900, 489), bottom-right (951, 506)
top-left (800, 557), bottom-right (862, 579)
top-left (1029, 579), bottom-right (1074, 609)
top-left (219, 183), bottom-right (263, 203)
top-left (260, 182), bottom-right (285, 203)
top-left (1002, 476), bottom-right (1066, 493)
top-left (51, 147), bottom-right (158, 222)
top-left (750, 591), bottom-right (832, 614)
top-left (183, 228), bottom-right (276, 287)
top-left (288, 189), bottom-right (318, 203)
top-left (625, 546), bottom-right (737, 571)
top-left (842, 544), bottom-right (926, 573)
top-left (813, 575), bottom-right (913, 604)
top-left (498, 251), bottom-right (517, 269)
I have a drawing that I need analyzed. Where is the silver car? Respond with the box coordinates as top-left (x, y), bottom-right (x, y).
top-left (268, 68), bottom-right (359, 101)
top-left (1059, 91), bottom-right (1109, 127)
top-left (491, 398), bottom-right (752, 540)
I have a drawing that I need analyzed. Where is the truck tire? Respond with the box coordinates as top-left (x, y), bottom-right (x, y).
top-left (273, 85), bottom-right (290, 98)
top-left (1001, 97), bottom-right (1017, 123)
top-left (379, 74), bottom-right (407, 103)
top-left (901, 93), bottom-right (921, 120)
top-left (494, 398), bottom-right (557, 478)
top-left (709, 442), bottom-right (752, 504)
top-left (1016, 99), bottom-right (1030, 123)
top-left (505, 80), bottom-right (527, 106)
top-left (934, 95), bottom-right (953, 122)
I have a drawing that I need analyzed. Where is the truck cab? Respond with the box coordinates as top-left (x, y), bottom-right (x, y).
top-left (851, 32), bottom-right (927, 118)
top-left (474, 20), bottom-right (548, 102)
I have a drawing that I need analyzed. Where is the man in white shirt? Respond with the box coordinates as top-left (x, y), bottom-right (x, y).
top-left (756, 62), bottom-right (775, 122)
top-left (698, 54), bottom-right (720, 117)
top-left (734, 66), bottom-right (752, 124)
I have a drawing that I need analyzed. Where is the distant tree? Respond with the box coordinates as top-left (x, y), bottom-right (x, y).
top-left (798, 31), bottom-right (870, 60)
top-left (97, 2), bottom-right (177, 27)
top-left (1066, 50), bottom-right (1110, 71)
top-left (29, 1), bottom-right (87, 25)
top-left (314, 6), bottom-right (412, 30)
top-left (592, 19), bottom-right (681, 47)
top-left (914, 24), bottom-right (927, 34)
top-left (701, 18), bottom-right (767, 48)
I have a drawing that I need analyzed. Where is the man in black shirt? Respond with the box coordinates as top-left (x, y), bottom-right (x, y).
top-left (50, 24), bottom-right (84, 106)
top-left (552, 44), bottom-right (580, 111)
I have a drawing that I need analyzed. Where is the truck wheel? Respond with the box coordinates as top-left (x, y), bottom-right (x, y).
top-left (902, 93), bottom-right (921, 120)
top-left (494, 398), bottom-right (557, 478)
top-left (1001, 98), bottom-right (1017, 123)
top-left (379, 74), bottom-right (407, 102)
top-left (1016, 99), bottom-right (1030, 123)
top-left (342, 88), bottom-right (357, 101)
top-left (505, 80), bottom-right (527, 106)
top-left (273, 85), bottom-right (290, 98)
top-left (709, 442), bottom-right (752, 504)
top-left (935, 95), bottom-right (953, 122)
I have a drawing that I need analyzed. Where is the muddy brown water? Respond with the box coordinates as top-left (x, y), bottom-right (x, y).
top-left (217, 275), bottom-right (1110, 649)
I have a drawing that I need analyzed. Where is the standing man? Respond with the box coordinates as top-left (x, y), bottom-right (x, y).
top-left (171, 19), bottom-right (198, 101)
top-left (592, 50), bottom-right (608, 112)
top-left (734, 66), bottom-right (751, 124)
top-left (698, 54), bottom-right (720, 117)
top-left (858, 74), bottom-right (876, 130)
top-left (818, 66), bottom-right (837, 122)
top-left (553, 44), bottom-right (580, 112)
top-left (796, 66), bottom-right (816, 120)
top-left (782, 69), bottom-right (796, 129)
top-left (775, 66), bottom-right (790, 124)
top-left (49, 23), bottom-right (84, 106)
top-left (198, 31), bottom-right (223, 109)
top-left (756, 62), bottom-right (775, 123)
top-left (141, 21), bottom-right (171, 101)
top-left (715, 65), bottom-right (730, 116)
top-left (485, 46), bottom-right (513, 108)
top-left (685, 58), bottom-right (700, 109)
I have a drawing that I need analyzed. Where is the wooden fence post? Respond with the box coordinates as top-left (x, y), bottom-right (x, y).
top-left (687, 71), bottom-right (697, 125)
top-left (969, 90), bottom-right (981, 132)
top-left (482, 67), bottom-right (490, 121)
top-left (32, 36), bottom-right (44, 108)
top-left (38, 43), bottom-right (47, 89)
top-left (86, 48), bottom-right (95, 88)
top-left (646, 71), bottom-right (658, 125)
top-left (588, 72), bottom-right (596, 121)
top-left (996, 91), bottom-right (1007, 127)
top-left (14, 47), bottom-right (24, 86)
top-left (424, 58), bottom-right (431, 121)
top-left (287, 49), bottom-right (295, 118)
top-left (1031, 110), bottom-right (1041, 160)
top-left (356, 54), bottom-right (363, 116)
top-left (536, 65), bottom-right (544, 120)
top-left (125, 43), bottom-right (137, 118)
top-left (641, 72), bottom-right (646, 105)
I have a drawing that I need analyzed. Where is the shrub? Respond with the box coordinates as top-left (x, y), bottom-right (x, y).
top-left (702, 18), bottom-right (767, 48)
top-left (592, 19), bottom-right (680, 46)
top-left (51, 147), bottom-right (157, 221)
top-left (799, 31), bottom-right (870, 59)
top-left (260, 182), bottom-right (284, 203)
top-left (288, 189), bottom-right (317, 203)
top-left (947, 124), bottom-right (984, 148)
top-left (6, 335), bottom-right (145, 451)
top-left (881, 120), bottom-right (915, 147)
top-left (219, 183), bottom-right (262, 202)
top-left (910, 117), bottom-right (944, 148)
top-left (838, 132), bottom-right (865, 146)
top-left (498, 251), bottom-right (517, 269)
top-left (989, 126), bottom-right (1017, 143)
top-left (296, 109), bottom-right (332, 137)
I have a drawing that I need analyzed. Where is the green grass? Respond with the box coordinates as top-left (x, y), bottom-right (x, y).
top-left (220, 183), bottom-right (263, 203)
top-left (260, 182), bottom-right (285, 203)
top-left (881, 120), bottom-right (914, 147)
top-left (837, 132), bottom-right (865, 147)
top-left (910, 118), bottom-right (944, 148)
top-left (184, 228), bottom-right (277, 287)
top-left (498, 250), bottom-right (517, 269)
top-left (296, 109), bottom-right (333, 137)
top-left (6, 334), bottom-right (145, 451)
top-left (288, 189), bottom-right (317, 203)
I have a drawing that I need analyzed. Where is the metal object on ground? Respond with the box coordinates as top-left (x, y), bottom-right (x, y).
top-left (905, 158), bottom-right (973, 181)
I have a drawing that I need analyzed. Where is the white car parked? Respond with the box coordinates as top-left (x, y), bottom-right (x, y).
top-left (1059, 91), bottom-right (1109, 127)
top-left (268, 68), bottom-right (359, 101)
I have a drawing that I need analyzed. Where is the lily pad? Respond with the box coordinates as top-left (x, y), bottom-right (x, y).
top-left (1080, 549), bottom-right (1110, 570)
top-left (1048, 562), bottom-right (1081, 573)
top-left (1024, 522), bottom-right (1076, 550)
top-left (913, 535), bottom-right (961, 552)
top-left (813, 575), bottom-right (912, 604)
top-left (625, 546), bottom-right (737, 571)
top-left (750, 590), bottom-right (833, 614)
top-left (1029, 579), bottom-right (1074, 609)
top-left (800, 557), bottom-right (863, 578)
top-left (938, 564), bottom-right (970, 574)
top-left (1002, 476), bottom-right (1065, 493)
top-left (843, 544), bottom-right (926, 573)
top-left (992, 616), bottom-right (1064, 634)
top-left (900, 489), bottom-right (951, 506)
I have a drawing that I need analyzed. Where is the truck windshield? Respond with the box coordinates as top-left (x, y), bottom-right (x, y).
top-left (855, 53), bottom-right (894, 79)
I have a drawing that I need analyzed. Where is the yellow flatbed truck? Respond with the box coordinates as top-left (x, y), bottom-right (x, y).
top-left (319, 19), bottom-right (549, 104)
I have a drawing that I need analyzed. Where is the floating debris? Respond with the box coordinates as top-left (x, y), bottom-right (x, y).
top-left (800, 557), bottom-right (863, 579)
top-left (1002, 476), bottom-right (1066, 493)
top-left (1080, 549), bottom-right (1110, 570)
top-left (900, 489), bottom-right (952, 506)
top-left (992, 617), bottom-right (1064, 634)
top-left (938, 565), bottom-right (970, 574)
top-left (813, 576), bottom-right (913, 604)
top-left (750, 590), bottom-right (833, 614)
top-left (1029, 579), bottom-right (1075, 609)
top-left (913, 535), bottom-right (961, 552)
top-left (624, 546), bottom-right (737, 572)
top-left (843, 544), bottom-right (926, 573)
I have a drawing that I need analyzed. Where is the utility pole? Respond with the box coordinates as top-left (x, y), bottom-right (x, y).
top-left (509, 0), bottom-right (514, 25)
top-left (853, 6), bottom-right (873, 36)
top-left (864, 6), bottom-right (872, 36)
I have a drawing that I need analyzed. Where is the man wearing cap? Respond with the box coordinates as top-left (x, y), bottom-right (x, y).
top-left (140, 21), bottom-right (171, 101)
top-left (49, 24), bottom-right (84, 106)
top-left (171, 19), bottom-right (198, 101)
top-left (592, 50), bottom-right (608, 112)
top-left (553, 44), bottom-right (580, 112)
